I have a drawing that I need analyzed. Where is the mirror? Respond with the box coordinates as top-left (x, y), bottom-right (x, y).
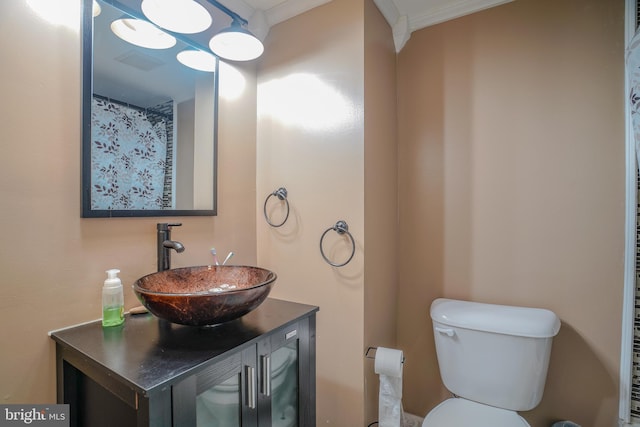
top-left (82, 0), bottom-right (226, 217)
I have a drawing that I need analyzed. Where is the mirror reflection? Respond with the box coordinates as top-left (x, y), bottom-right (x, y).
top-left (82, 0), bottom-right (222, 217)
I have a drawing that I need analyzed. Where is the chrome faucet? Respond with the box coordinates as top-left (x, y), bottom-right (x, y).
top-left (157, 223), bottom-right (185, 271)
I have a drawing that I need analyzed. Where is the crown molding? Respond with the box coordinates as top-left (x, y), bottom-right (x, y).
top-left (408, 0), bottom-right (513, 30)
top-left (264, 0), bottom-right (332, 26)
top-left (373, 0), bottom-right (400, 27)
top-left (216, 0), bottom-right (514, 54)
top-left (216, 0), bottom-right (331, 43)
top-left (373, 0), bottom-right (514, 51)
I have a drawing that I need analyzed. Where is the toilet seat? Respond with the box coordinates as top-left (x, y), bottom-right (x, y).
top-left (422, 398), bottom-right (530, 427)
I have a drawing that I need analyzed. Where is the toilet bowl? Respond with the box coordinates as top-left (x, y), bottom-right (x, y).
top-left (423, 398), bottom-right (528, 427)
top-left (423, 298), bottom-right (560, 426)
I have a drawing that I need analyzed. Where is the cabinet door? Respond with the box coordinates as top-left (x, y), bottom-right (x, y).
top-left (173, 347), bottom-right (258, 427)
top-left (258, 318), bottom-right (312, 427)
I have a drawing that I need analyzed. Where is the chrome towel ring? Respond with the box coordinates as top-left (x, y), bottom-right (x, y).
top-left (320, 220), bottom-right (356, 267)
top-left (263, 187), bottom-right (290, 227)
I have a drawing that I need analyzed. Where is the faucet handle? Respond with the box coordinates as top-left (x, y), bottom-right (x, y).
top-left (157, 222), bottom-right (182, 231)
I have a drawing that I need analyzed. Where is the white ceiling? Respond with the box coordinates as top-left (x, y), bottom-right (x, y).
top-left (220, 0), bottom-right (514, 52)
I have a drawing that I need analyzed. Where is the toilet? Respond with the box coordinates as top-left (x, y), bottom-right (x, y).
top-left (424, 298), bottom-right (561, 426)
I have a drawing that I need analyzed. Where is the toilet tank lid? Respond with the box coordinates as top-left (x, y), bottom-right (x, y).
top-left (430, 298), bottom-right (561, 338)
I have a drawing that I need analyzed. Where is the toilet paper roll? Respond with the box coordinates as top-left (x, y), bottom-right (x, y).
top-left (375, 347), bottom-right (404, 427)
top-left (374, 347), bottom-right (404, 378)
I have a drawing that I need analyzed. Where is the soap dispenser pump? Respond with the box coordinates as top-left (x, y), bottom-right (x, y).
top-left (102, 269), bottom-right (124, 327)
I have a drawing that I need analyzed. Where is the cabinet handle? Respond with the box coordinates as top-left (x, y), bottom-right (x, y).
top-left (245, 365), bottom-right (256, 409)
top-left (260, 355), bottom-right (271, 397)
top-left (285, 329), bottom-right (297, 340)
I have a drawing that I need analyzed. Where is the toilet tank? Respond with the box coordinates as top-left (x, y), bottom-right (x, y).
top-left (430, 298), bottom-right (560, 411)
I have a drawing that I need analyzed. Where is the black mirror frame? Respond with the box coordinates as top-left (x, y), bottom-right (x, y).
top-left (80, 0), bottom-right (218, 218)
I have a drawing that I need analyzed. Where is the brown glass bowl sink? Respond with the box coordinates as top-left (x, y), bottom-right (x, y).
top-left (133, 265), bottom-right (276, 326)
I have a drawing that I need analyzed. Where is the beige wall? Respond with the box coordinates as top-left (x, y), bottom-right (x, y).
top-left (0, 1), bottom-right (257, 404)
top-left (363, 1), bottom-right (398, 425)
top-left (396, 0), bottom-right (625, 425)
top-left (256, 2), bottom-right (397, 425)
top-left (2, 0), bottom-right (627, 426)
top-left (256, 0), bottom-right (367, 424)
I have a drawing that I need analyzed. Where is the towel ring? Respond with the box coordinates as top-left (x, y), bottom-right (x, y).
top-left (263, 187), bottom-right (290, 227)
top-left (319, 220), bottom-right (356, 267)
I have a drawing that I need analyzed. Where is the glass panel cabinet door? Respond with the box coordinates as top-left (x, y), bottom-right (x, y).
top-left (197, 372), bottom-right (242, 426)
top-left (172, 316), bottom-right (313, 427)
top-left (269, 339), bottom-right (299, 427)
top-left (173, 350), bottom-right (256, 427)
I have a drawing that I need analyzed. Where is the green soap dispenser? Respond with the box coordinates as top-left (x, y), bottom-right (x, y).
top-left (102, 269), bottom-right (124, 327)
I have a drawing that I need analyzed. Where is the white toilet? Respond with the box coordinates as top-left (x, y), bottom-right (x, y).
top-left (424, 298), bottom-right (561, 426)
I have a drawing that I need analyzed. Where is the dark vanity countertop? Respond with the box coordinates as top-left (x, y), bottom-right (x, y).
top-left (50, 298), bottom-right (318, 395)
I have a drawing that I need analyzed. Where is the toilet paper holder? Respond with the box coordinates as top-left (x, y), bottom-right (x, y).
top-left (365, 347), bottom-right (405, 364)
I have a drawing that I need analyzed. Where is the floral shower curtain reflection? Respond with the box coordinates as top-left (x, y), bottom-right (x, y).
top-left (91, 96), bottom-right (171, 210)
top-left (627, 28), bottom-right (640, 422)
top-left (628, 31), bottom-right (640, 171)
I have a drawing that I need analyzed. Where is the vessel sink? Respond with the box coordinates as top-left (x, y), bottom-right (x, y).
top-left (133, 265), bottom-right (276, 326)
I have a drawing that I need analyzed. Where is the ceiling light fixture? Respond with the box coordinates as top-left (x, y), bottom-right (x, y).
top-left (176, 49), bottom-right (217, 72)
top-left (93, 0), bottom-right (101, 17)
top-left (209, 19), bottom-right (264, 62)
top-left (111, 18), bottom-right (177, 49)
top-left (141, 0), bottom-right (212, 34)
top-left (205, 0), bottom-right (264, 62)
top-left (107, 0), bottom-right (263, 62)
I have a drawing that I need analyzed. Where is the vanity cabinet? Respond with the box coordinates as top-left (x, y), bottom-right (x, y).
top-left (50, 298), bottom-right (318, 427)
